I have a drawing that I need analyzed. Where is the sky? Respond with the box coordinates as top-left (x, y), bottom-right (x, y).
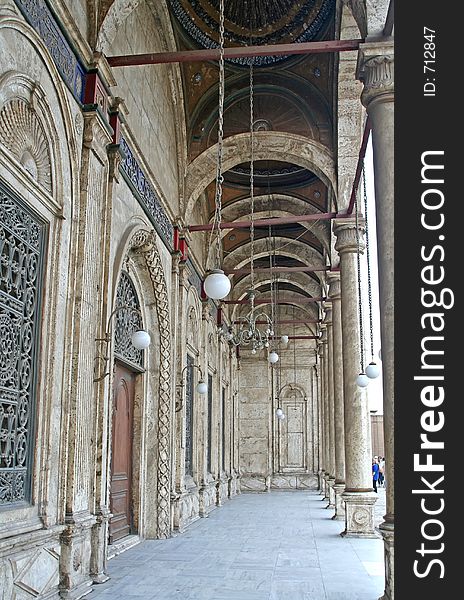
top-left (362, 137), bottom-right (384, 414)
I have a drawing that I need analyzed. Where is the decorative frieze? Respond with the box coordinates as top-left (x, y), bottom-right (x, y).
top-left (14, 0), bottom-right (86, 102)
top-left (186, 257), bottom-right (202, 296)
top-left (119, 136), bottom-right (174, 249)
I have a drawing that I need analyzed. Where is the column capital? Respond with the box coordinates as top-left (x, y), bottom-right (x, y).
top-left (82, 110), bottom-right (112, 161)
top-left (334, 216), bottom-right (366, 255)
top-left (323, 304), bottom-right (333, 324)
top-left (357, 41), bottom-right (394, 110)
top-left (327, 271), bottom-right (341, 300)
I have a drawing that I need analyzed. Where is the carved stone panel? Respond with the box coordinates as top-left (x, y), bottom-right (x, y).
top-left (0, 98), bottom-right (52, 194)
top-left (184, 354), bottom-right (194, 477)
top-left (207, 373), bottom-right (213, 474)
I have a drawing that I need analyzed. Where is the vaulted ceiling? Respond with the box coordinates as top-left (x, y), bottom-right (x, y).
top-left (167, 0), bottom-right (339, 330)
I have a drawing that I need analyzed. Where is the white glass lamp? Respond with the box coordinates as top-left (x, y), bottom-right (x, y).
top-left (131, 330), bottom-right (151, 350)
top-left (366, 362), bottom-right (381, 379)
top-left (197, 380), bottom-right (208, 395)
top-left (268, 351), bottom-right (279, 364)
top-left (281, 335), bottom-right (289, 344)
top-left (356, 372), bottom-right (370, 388)
top-left (204, 269), bottom-right (231, 300)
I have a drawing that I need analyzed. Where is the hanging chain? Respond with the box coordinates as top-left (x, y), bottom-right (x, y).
top-left (209, 0), bottom-right (225, 269)
top-left (249, 59), bottom-right (255, 313)
top-left (362, 162), bottom-right (375, 362)
top-left (355, 185), bottom-right (365, 373)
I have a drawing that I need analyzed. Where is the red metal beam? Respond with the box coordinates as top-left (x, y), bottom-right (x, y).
top-left (345, 117), bottom-right (372, 216)
top-left (188, 212), bottom-right (336, 232)
top-left (383, 0), bottom-right (394, 37)
top-left (224, 266), bottom-right (331, 275)
top-left (107, 39), bottom-right (362, 67)
top-left (223, 296), bottom-right (326, 305)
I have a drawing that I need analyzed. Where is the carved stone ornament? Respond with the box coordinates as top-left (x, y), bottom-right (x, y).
top-left (328, 276), bottom-right (341, 300)
top-left (0, 98), bottom-right (52, 193)
top-left (128, 230), bottom-right (172, 538)
top-left (333, 217), bottom-right (366, 255)
top-left (357, 43), bottom-right (394, 109)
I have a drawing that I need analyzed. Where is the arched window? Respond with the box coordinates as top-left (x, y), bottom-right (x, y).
top-left (113, 271), bottom-right (144, 370)
top-left (0, 183), bottom-right (46, 506)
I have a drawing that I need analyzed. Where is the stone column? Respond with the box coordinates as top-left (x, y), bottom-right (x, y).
top-left (324, 306), bottom-right (336, 509)
top-left (358, 41), bottom-right (394, 598)
top-left (334, 217), bottom-right (377, 537)
top-left (328, 271), bottom-right (346, 520)
top-left (315, 348), bottom-right (323, 489)
top-left (319, 333), bottom-right (329, 499)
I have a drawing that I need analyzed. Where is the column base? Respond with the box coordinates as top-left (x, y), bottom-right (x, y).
top-left (340, 491), bottom-right (378, 538)
top-left (92, 573), bottom-right (110, 584)
top-left (318, 470), bottom-right (326, 495)
top-left (378, 520), bottom-right (394, 600)
top-left (331, 483), bottom-right (346, 520)
top-left (326, 477), bottom-right (336, 509)
top-left (322, 473), bottom-right (330, 500)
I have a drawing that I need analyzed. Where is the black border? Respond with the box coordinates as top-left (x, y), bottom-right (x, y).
top-left (396, 2), bottom-right (460, 595)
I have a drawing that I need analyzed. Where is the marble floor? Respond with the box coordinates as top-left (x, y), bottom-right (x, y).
top-left (90, 490), bottom-right (385, 600)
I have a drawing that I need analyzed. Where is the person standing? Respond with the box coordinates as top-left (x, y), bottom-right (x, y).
top-left (372, 458), bottom-right (380, 492)
top-left (379, 457), bottom-right (385, 487)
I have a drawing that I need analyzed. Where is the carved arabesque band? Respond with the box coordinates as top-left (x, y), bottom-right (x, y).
top-left (128, 229), bottom-right (172, 539)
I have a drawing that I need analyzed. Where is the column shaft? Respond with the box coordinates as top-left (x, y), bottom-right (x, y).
top-left (325, 310), bottom-right (336, 508)
top-left (329, 274), bottom-right (346, 519)
top-left (334, 217), bottom-right (377, 537)
top-left (358, 41), bottom-right (395, 599)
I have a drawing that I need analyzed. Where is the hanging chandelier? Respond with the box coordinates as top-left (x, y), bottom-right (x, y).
top-left (219, 52), bottom-right (278, 356)
top-left (203, 0), bottom-right (231, 300)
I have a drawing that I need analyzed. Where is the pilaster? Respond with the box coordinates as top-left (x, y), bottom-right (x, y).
top-left (61, 104), bottom-right (112, 596)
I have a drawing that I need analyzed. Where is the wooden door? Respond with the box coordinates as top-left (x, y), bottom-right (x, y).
top-left (109, 363), bottom-right (135, 543)
top-left (282, 403), bottom-right (305, 471)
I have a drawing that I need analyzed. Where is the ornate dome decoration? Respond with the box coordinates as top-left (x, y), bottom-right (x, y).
top-left (168, 0), bottom-right (336, 65)
top-left (0, 98), bottom-right (52, 194)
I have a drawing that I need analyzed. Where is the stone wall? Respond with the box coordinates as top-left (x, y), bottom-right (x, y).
top-left (239, 344), bottom-right (319, 493)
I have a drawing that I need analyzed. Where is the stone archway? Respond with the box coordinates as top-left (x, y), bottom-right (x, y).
top-left (184, 131), bottom-right (336, 220)
top-left (127, 229), bottom-right (172, 539)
